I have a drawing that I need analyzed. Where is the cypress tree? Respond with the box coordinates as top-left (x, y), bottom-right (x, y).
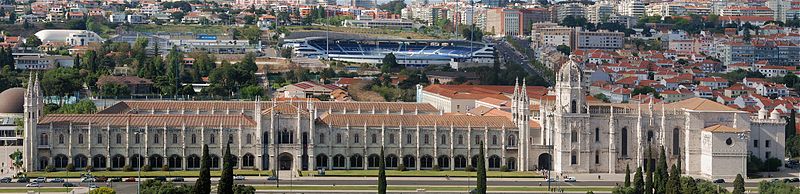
top-left (476, 142), bottom-right (487, 194)
top-left (218, 143), bottom-right (234, 194)
top-left (624, 164), bottom-right (631, 187)
top-left (666, 164), bottom-right (680, 194)
top-left (733, 174), bottom-right (745, 194)
top-left (656, 146), bottom-right (668, 194)
top-left (787, 109), bottom-right (797, 138)
top-left (634, 167), bottom-right (644, 194)
top-left (378, 147), bottom-right (387, 194)
top-left (194, 144), bottom-right (211, 194)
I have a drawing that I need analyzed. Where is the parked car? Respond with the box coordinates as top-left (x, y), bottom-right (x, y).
top-left (564, 177), bottom-right (577, 182)
top-left (17, 177), bottom-right (29, 183)
top-left (171, 177), bottom-right (184, 182)
top-left (545, 178), bottom-right (556, 182)
top-left (0, 177), bottom-right (11, 183)
top-left (109, 177), bottom-right (122, 182)
top-left (153, 176), bottom-right (167, 182)
top-left (25, 182), bottom-right (40, 187)
top-left (32, 177), bottom-right (46, 183)
top-left (89, 183), bottom-right (99, 189)
top-left (49, 178), bottom-right (65, 183)
top-left (791, 178), bottom-right (800, 183)
top-left (95, 177), bottom-right (108, 182)
top-left (80, 177), bottom-right (96, 182)
top-left (713, 179), bottom-right (725, 183)
top-left (233, 175), bottom-right (245, 180)
top-left (125, 177), bottom-right (137, 182)
top-left (62, 182), bottom-right (75, 187)
top-left (267, 176), bottom-right (278, 181)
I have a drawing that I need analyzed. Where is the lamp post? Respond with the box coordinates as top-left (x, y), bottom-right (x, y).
top-left (134, 130), bottom-right (143, 194)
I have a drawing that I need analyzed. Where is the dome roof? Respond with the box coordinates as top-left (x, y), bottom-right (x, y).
top-left (0, 88), bottom-right (25, 114)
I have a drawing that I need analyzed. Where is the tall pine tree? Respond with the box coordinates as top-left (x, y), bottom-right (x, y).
top-left (634, 167), bottom-right (644, 194)
top-left (218, 143), bottom-right (234, 194)
top-left (378, 147), bottom-right (387, 194)
top-left (666, 164), bottom-right (680, 194)
top-left (476, 142), bottom-right (487, 194)
top-left (733, 174), bottom-right (745, 194)
top-left (655, 146), bottom-right (668, 194)
top-left (194, 144), bottom-right (211, 194)
top-left (787, 109), bottom-right (797, 138)
top-left (624, 164), bottom-right (631, 187)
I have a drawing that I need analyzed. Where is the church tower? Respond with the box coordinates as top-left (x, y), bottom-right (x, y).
top-left (551, 56), bottom-right (590, 173)
top-left (24, 73), bottom-right (43, 171)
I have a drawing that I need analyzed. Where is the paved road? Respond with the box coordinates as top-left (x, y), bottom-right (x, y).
top-left (489, 38), bottom-right (553, 86)
top-left (1, 177), bottom-right (774, 194)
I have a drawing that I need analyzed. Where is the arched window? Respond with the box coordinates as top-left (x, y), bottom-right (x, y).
top-left (349, 154), bottom-right (363, 168)
top-left (319, 133), bottom-right (325, 144)
top-left (406, 134), bottom-right (412, 144)
top-left (332, 155), bottom-right (345, 168)
top-left (116, 134), bottom-right (122, 144)
top-left (508, 135), bottom-right (516, 147)
top-left (336, 134), bottom-right (342, 144)
top-left (172, 134), bottom-right (178, 144)
top-left (111, 155), bottom-right (125, 169)
top-left (571, 100), bottom-right (577, 113)
top-left (424, 134), bottom-right (430, 144)
top-left (441, 134), bottom-right (447, 145)
top-left (492, 135), bottom-right (498, 145)
top-left (595, 150), bottom-right (600, 164)
top-left (571, 130), bottom-right (578, 142)
top-left (242, 154), bottom-right (255, 168)
top-left (475, 135), bottom-right (481, 144)
top-left (673, 128), bottom-right (680, 155)
top-left (458, 135), bottom-right (463, 145)
top-left (488, 155), bottom-right (501, 169)
top-left (77, 134), bottom-right (84, 144)
top-left (506, 158), bottom-right (516, 171)
top-left (92, 155), bottom-right (106, 168)
top-left (371, 134), bottom-right (377, 144)
top-left (454, 155), bottom-right (467, 169)
top-left (389, 134), bottom-right (395, 144)
top-left (210, 135), bottom-right (215, 144)
top-left (168, 155), bottom-right (182, 169)
top-left (187, 155), bottom-right (201, 169)
top-left (73, 155), bottom-right (87, 168)
top-left (368, 154), bottom-right (381, 168)
top-left (246, 134), bottom-right (252, 144)
top-left (571, 151), bottom-right (577, 165)
top-left (191, 134), bottom-right (197, 144)
top-left (647, 131), bottom-right (654, 142)
top-left (317, 154), bottom-right (329, 169)
top-left (403, 155), bottom-right (416, 168)
top-left (385, 155), bottom-right (398, 168)
top-left (438, 155), bottom-right (450, 168)
top-left (420, 155), bottom-right (434, 169)
top-left (595, 128), bottom-right (600, 142)
top-left (134, 133), bottom-right (140, 144)
top-left (154, 134), bottom-right (160, 144)
top-left (210, 155), bottom-right (220, 169)
top-left (354, 133), bottom-right (360, 143)
top-left (149, 155), bottom-right (163, 168)
top-left (621, 127), bottom-right (628, 157)
top-left (228, 134), bottom-right (234, 144)
top-left (39, 133), bottom-right (48, 145)
top-left (96, 134), bottom-right (102, 144)
top-left (58, 134), bottom-right (64, 144)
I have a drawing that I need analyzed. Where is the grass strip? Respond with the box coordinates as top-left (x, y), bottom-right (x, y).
top-left (253, 185), bottom-right (614, 192)
top-left (0, 188), bottom-right (73, 193)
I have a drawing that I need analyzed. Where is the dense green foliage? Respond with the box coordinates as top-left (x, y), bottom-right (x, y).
top-left (759, 180), bottom-right (800, 194)
top-left (218, 143), bottom-right (234, 194)
top-left (194, 144), bottom-right (211, 194)
top-left (379, 0), bottom-right (406, 15)
top-left (88, 187), bottom-right (116, 194)
top-left (733, 174), bottom-right (745, 194)
top-left (476, 142), bottom-right (486, 194)
top-left (381, 53), bottom-right (399, 73)
top-left (378, 147), bottom-right (387, 194)
top-left (624, 164), bottom-right (631, 187)
top-left (44, 99), bottom-right (97, 114)
top-left (140, 179), bottom-right (194, 194)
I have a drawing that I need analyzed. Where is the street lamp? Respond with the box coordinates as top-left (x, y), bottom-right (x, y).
top-left (134, 129), bottom-right (144, 194)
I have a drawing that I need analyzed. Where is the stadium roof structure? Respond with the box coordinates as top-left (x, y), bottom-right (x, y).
top-left (285, 36), bottom-right (490, 46)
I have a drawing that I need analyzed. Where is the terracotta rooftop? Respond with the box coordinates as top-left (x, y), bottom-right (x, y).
top-left (98, 101), bottom-right (438, 114)
top-left (702, 124), bottom-right (746, 133)
top-left (668, 98), bottom-right (742, 112)
top-left (423, 84), bottom-right (546, 100)
top-left (39, 114), bottom-right (256, 127)
top-left (318, 114), bottom-right (516, 129)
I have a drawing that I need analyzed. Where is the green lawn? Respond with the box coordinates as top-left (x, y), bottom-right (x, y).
top-left (0, 188), bottom-right (73, 193)
top-left (253, 185), bottom-right (613, 192)
top-left (25, 170), bottom-right (270, 178)
top-left (318, 170), bottom-right (544, 178)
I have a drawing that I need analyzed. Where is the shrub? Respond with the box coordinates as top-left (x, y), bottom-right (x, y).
top-left (141, 165), bottom-right (151, 172)
top-left (297, 169), bottom-right (303, 177)
top-left (432, 164), bottom-right (440, 171)
top-left (161, 165), bottom-right (169, 171)
top-left (465, 165), bottom-right (475, 172)
top-left (500, 165), bottom-right (509, 172)
top-left (123, 165), bottom-right (133, 172)
top-left (233, 184), bottom-right (256, 194)
top-left (85, 165), bottom-right (93, 172)
top-left (88, 187), bottom-right (116, 194)
top-left (65, 163), bottom-right (75, 172)
top-left (397, 163), bottom-right (406, 171)
top-left (45, 165), bottom-right (55, 172)
top-left (764, 158), bottom-right (782, 172)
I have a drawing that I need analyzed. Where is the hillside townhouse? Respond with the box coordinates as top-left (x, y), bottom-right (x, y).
top-left (661, 89), bottom-right (694, 103)
top-left (724, 84), bottom-right (756, 98)
top-left (759, 65), bottom-right (796, 77)
top-left (697, 77), bottom-right (729, 89)
top-left (743, 78), bottom-right (789, 97)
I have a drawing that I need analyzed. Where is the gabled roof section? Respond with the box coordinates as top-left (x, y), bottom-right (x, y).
top-left (39, 114), bottom-right (256, 127)
top-left (669, 98), bottom-right (741, 112)
top-left (702, 124), bottom-right (746, 133)
top-left (318, 114), bottom-right (516, 129)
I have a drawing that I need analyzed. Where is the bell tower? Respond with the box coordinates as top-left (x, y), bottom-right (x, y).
top-left (555, 56), bottom-right (586, 115)
top-left (551, 56), bottom-right (590, 173)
